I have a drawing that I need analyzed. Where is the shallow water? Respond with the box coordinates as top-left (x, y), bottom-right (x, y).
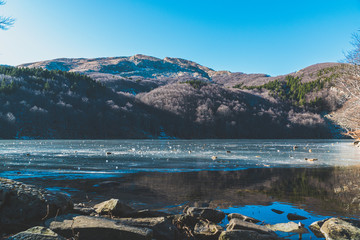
top-left (1, 139), bottom-right (360, 239)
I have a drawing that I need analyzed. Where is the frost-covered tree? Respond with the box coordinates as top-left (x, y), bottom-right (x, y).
top-left (0, 1), bottom-right (14, 30)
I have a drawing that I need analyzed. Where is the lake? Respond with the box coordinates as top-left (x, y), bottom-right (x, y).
top-left (1, 139), bottom-right (360, 239)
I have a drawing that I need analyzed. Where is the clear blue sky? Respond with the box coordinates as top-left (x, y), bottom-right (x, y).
top-left (1, 0), bottom-right (360, 76)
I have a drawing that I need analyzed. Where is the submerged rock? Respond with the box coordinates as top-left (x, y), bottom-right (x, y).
top-left (7, 226), bottom-right (66, 240)
top-left (228, 213), bottom-right (261, 224)
top-left (94, 198), bottom-right (134, 217)
top-left (320, 218), bottom-right (360, 240)
top-left (271, 209), bottom-right (284, 214)
top-left (45, 214), bottom-right (153, 240)
top-left (184, 207), bottom-right (225, 223)
top-left (0, 178), bottom-right (73, 232)
top-left (286, 213), bottom-right (308, 221)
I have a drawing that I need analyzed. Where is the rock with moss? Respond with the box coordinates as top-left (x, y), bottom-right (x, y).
top-left (7, 226), bottom-right (66, 240)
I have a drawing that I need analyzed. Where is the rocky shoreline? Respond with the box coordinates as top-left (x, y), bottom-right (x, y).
top-left (2, 178), bottom-right (360, 240)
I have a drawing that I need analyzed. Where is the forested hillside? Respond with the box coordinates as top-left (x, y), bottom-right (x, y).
top-left (0, 66), bottom-right (166, 138)
top-left (0, 55), bottom-right (355, 139)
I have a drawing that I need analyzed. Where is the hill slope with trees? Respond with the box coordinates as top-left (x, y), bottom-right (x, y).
top-left (0, 55), bottom-right (356, 139)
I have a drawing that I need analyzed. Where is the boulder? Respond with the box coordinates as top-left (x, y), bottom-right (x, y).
top-left (219, 230), bottom-right (279, 240)
top-left (45, 214), bottom-right (153, 240)
top-left (193, 219), bottom-right (223, 240)
top-left (309, 219), bottom-right (328, 238)
top-left (172, 214), bottom-right (199, 228)
top-left (320, 218), bottom-right (360, 240)
top-left (228, 213), bottom-right (261, 224)
top-left (94, 198), bottom-right (134, 217)
top-left (184, 207), bottom-right (225, 223)
top-left (226, 218), bottom-right (276, 237)
top-left (114, 217), bottom-right (180, 240)
top-left (72, 203), bottom-right (96, 216)
top-left (0, 178), bottom-right (73, 232)
top-left (7, 226), bottom-right (66, 240)
top-left (125, 209), bottom-right (171, 218)
top-left (265, 222), bottom-right (308, 233)
top-left (287, 213), bottom-right (308, 221)
top-left (171, 214), bottom-right (199, 239)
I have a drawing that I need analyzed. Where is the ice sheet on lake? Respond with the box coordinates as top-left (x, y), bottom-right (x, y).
top-left (0, 139), bottom-right (359, 179)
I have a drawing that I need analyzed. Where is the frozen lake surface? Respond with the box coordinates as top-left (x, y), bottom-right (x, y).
top-left (0, 139), bottom-right (359, 179)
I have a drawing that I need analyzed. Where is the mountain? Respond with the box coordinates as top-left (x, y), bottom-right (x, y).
top-left (1, 55), bottom-right (356, 139)
top-left (19, 55), bottom-right (215, 95)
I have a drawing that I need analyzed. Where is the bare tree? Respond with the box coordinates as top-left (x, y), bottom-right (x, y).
top-left (0, 0), bottom-right (14, 30)
top-left (328, 33), bottom-right (360, 138)
top-left (345, 32), bottom-right (360, 65)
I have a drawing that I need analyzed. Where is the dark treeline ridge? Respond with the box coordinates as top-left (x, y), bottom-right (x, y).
top-left (0, 65), bottom-right (344, 139)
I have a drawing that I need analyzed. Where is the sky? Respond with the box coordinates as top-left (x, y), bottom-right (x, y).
top-left (0, 0), bottom-right (360, 76)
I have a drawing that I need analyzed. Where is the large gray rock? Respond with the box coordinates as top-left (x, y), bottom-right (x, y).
top-left (265, 222), bottom-right (308, 233)
top-left (7, 226), bottom-right (66, 240)
top-left (125, 209), bottom-right (171, 218)
top-left (94, 198), bottom-right (134, 217)
top-left (114, 217), bottom-right (179, 240)
top-left (45, 214), bottom-right (153, 240)
top-left (309, 219), bottom-right (328, 238)
top-left (320, 218), bottom-right (360, 240)
top-left (0, 178), bottom-right (73, 231)
top-left (184, 207), bottom-right (225, 223)
top-left (228, 213), bottom-right (261, 224)
top-left (219, 230), bottom-right (280, 240)
top-left (227, 218), bottom-right (276, 237)
top-left (193, 219), bottom-right (223, 240)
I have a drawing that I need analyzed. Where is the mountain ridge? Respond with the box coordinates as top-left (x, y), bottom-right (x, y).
top-left (18, 55), bottom-right (341, 86)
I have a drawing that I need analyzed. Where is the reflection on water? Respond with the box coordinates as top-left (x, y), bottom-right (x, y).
top-left (15, 166), bottom-right (360, 218)
top-left (222, 202), bottom-right (332, 240)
